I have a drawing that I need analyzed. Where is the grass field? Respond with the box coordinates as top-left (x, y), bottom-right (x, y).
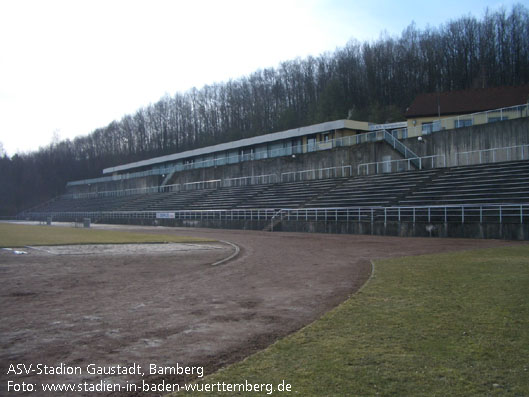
top-left (0, 223), bottom-right (213, 247)
top-left (176, 245), bottom-right (529, 396)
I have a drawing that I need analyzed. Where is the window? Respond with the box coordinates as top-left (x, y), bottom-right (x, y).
top-left (214, 154), bottom-right (226, 166)
top-left (307, 137), bottom-right (317, 152)
top-left (455, 119), bottom-right (472, 128)
top-left (292, 139), bottom-right (302, 154)
top-left (183, 158), bottom-right (195, 169)
top-left (422, 121), bottom-right (441, 134)
top-left (488, 116), bottom-right (509, 123)
top-left (239, 147), bottom-right (254, 161)
top-left (422, 122), bottom-right (433, 135)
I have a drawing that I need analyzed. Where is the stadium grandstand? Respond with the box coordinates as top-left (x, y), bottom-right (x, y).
top-left (22, 86), bottom-right (529, 240)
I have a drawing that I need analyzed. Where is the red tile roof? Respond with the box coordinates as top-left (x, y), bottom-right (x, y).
top-left (405, 85), bottom-right (529, 118)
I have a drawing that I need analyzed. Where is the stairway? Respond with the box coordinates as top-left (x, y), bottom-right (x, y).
top-left (382, 130), bottom-right (421, 169)
top-left (263, 210), bottom-right (283, 232)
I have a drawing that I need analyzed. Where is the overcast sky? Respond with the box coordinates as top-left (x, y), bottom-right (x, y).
top-left (0, 0), bottom-right (523, 156)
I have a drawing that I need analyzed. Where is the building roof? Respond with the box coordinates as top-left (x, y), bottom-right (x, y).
top-left (405, 85), bottom-right (529, 118)
top-left (103, 119), bottom-right (368, 175)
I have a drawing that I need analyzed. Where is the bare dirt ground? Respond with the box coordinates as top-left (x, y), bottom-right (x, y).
top-left (0, 224), bottom-right (524, 396)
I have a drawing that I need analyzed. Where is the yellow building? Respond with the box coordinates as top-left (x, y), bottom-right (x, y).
top-left (405, 85), bottom-right (529, 137)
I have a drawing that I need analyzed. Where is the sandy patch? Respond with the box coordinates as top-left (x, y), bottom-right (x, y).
top-left (24, 243), bottom-right (225, 256)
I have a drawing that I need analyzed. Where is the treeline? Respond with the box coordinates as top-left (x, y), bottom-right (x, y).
top-left (2, 4), bottom-right (529, 214)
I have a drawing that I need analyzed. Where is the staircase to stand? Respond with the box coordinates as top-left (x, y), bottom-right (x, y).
top-left (263, 210), bottom-right (284, 232)
top-left (382, 130), bottom-right (421, 169)
top-left (160, 172), bottom-right (175, 187)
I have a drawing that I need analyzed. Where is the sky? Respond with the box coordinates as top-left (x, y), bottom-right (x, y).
top-left (0, 0), bottom-right (525, 156)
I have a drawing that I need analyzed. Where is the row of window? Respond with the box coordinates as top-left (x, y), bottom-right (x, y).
top-left (421, 116), bottom-right (510, 134)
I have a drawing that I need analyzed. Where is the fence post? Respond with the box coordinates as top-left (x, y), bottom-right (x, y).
top-left (499, 206), bottom-right (502, 224)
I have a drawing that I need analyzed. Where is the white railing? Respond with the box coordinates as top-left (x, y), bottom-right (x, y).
top-left (182, 179), bottom-right (221, 191)
top-left (159, 184), bottom-right (182, 193)
top-left (277, 204), bottom-right (527, 225)
top-left (357, 155), bottom-right (446, 175)
top-left (222, 174), bottom-right (278, 187)
top-left (63, 184), bottom-right (182, 199)
top-left (24, 204), bottom-right (528, 225)
top-left (383, 130), bottom-right (418, 160)
top-left (64, 174), bottom-right (278, 200)
top-left (281, 165), bottom-right (353, 182)
top-left (456, 144), bottom-right (529, 166)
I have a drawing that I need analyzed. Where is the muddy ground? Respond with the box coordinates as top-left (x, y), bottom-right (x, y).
top-left (0, 224), bottom-right (523, 396)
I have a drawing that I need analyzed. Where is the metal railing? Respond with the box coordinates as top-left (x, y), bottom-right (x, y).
top-left (24, 204), bottom-right (527, 225)
top-left (222, 174), bottom-right (278, 187)
top-left (63, 184), bottom-right (181, 199)
top-left (281, 165), bottom-right (353, 182)
top-left (64, 174), bottom-right (277, 199)
top-left (358, 155), bottom-right (446, 175)
top-left (456, 144), bottom-right (529, 166)
top-left (275, 205), bottom-right (527, 224)
top-left (383, 129), bottom-right (419, 161)
top-left (182, 179), bottom-right (221, 191)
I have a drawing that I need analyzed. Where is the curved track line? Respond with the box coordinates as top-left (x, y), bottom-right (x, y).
top-left (210, 240), bottom-right (240, 266)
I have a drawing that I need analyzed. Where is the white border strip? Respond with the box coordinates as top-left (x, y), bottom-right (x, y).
top-left (211, 240), bottom-right (240, 266)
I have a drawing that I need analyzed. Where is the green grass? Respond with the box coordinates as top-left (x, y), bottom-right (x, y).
top-left (175, 245), bottom-right (529, 396)
top-left (0, 223), bottom-right (214, 247)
